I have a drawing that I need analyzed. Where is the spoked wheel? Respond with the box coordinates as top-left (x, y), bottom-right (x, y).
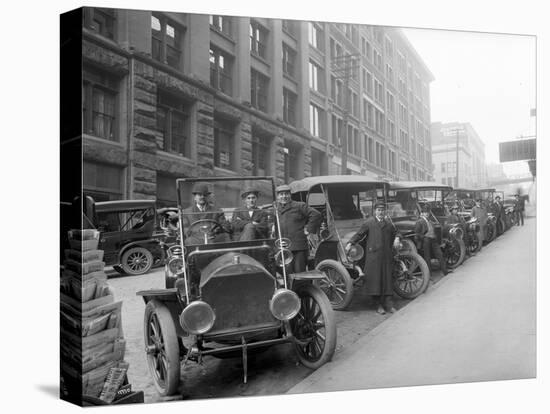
top-left (315, 259), bottom-right (354, 310)
top-left (392, 252), bottom-right (430, 298)
top-left (144, 300), bottom-right (180, 396)
top-left (121, 247), bottom-right (153, 275)
top-left (291, 284), bottom-right (336, 369)
top-left (468, 232), bottom-right (483, 255)
top-left (444, 236), bottom-right (466, 269)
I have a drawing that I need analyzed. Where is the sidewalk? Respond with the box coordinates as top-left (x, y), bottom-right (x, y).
top-left (289, 218), bottom-right (536, 394)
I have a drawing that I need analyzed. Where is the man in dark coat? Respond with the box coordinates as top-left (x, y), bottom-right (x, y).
top-left (345, 202), bottom-right (401, 314)
top-left (514, 194), bottom-right (525, 226)
top-left (492, 196), bottom-right (505, 236)
top-left (415, 204), bottom-right (449, 276)
top-left (231, 187), bottom-right (268, 241)
top-left (471, 199), bottom-right (488, 243)
top-left (181, 183), bottom-right (231, 245)
top-left (275, 184), bottom-right (321, 273)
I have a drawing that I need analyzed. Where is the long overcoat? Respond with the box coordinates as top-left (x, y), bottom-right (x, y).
top-left (348, 217), bottom-right (397, 296)
top-left (276, 200), bottom-right (321, 251)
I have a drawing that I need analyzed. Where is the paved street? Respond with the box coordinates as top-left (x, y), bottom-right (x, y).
top-left (289, 218), bottom-right (536, 394)
top-left (106, 218), bottom-right (535, 403)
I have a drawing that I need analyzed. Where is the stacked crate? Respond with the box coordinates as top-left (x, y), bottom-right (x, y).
top-left (60, 229), bottom-right (140, 404)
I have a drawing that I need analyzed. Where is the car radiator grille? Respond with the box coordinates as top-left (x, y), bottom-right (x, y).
top-left (201, 271), bottom-right (278, 337)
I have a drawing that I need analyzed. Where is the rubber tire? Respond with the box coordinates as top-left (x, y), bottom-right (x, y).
top-left (292, 284), bottom-right (337, 369)
top-left (445, 236), bottom-right (466, 270)
top-left (393, 252), bottom-right (430, 299)
top-left (144, 300), bottom-right (180, 396)
top-left (121, 247), bottom-right (154, 275)
top-left (469, 232), bottom-right (483, 255)
top-left (315, 259), bottom-right (354, 310)
top-left (485, 222), bottom-right (496, 243)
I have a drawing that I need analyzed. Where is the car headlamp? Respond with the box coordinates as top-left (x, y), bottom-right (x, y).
top-left (346, 244), bottom-right (364, 262)
top-left (269, 289), bottom-right (300, 321)
top-left (179, 301), bottom-right (216, 335)
top-left (168, 257), bottom-right (184, 275)
top-left (274, 249), bottom-right (294, 266)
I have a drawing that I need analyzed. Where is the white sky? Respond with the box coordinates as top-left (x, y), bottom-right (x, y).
top-left (403, 28), bottom-right (536, 175)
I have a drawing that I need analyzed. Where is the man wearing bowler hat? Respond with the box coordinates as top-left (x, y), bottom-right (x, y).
top-left (345, 202), bottom-right (401, 314)
top-left (181, 183), bottom-right (231, 244)
top-left (231, 187), bottom-right (268, 241)
top-left (275, 184), bottom-right (321, 273)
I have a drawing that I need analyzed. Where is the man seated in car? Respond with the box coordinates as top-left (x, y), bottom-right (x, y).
top-left (181, 183), bottom-right (232, 245)
top-left (231, 188), bottom-right (269, 241)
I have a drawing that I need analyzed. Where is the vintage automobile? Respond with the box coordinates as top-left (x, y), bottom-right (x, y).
top-left (447, 188), bottom-right (497, 244)
top-left (289, 175), bottom-right (430, 311)
top-left (137, 176), bottom-right (336, 396)
top-left (388, 182), bottom-right (467, 270)
top-left (83, 199), bottom-right (171, 275)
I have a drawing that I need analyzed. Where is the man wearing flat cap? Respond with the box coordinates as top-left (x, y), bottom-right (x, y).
top-left (275, 184), bottom-right (321, 273)
top-left (471, 198), bottom-right (488, 245)
top-left (415, 204), bottom-right (449, 276)
top-left (231, 187), bottom-right (268, 241)
top-left (345, 201), bottom-right (401, 314)
top-left (181, 183), bottom-right (231, 244)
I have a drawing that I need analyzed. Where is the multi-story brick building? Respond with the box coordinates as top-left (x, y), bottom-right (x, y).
top-left (431, 121), bottom-right (488, 188)
top-left (79, 7), bottom-right (434, 207)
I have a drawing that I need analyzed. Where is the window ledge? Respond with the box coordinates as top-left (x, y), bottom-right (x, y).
top-left (83, 134), bottom-right (125, 148)
top-left (157, 150), bottom-right (195, 165)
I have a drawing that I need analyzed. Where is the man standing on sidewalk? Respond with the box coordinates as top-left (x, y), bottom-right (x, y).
top-left (345, 202), bottom-right (401, 315)
top-left (472, 199), bottom-right (488, 244)
top-left (415, 204), bottom-right (450, 276)
top-left (514, 194), bottom-right (525, 226)
top-left (275, 184), bottom-right (321, 273)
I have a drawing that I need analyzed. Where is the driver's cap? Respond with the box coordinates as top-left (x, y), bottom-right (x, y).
top-left (275, 184), bottom-right (291, 193)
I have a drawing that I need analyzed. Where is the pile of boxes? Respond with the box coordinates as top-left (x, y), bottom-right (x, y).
top-left (60, 229), bottom-right (141, 405)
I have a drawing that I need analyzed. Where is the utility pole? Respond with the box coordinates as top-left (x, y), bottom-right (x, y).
top-left (331, 53), bottom-right (360, 175)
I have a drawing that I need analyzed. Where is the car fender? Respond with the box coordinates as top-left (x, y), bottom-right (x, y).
top-left (117, 239), bottom-right (163, 263)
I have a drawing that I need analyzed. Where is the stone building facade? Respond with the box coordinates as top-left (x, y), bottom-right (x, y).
top-left (431, 121), bottom-right (488, 188)
top-left (80, 7), bottom-right (434, 206)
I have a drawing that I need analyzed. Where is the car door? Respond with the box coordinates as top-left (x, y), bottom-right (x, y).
top-left (96, 210), bottom-right (122, 266)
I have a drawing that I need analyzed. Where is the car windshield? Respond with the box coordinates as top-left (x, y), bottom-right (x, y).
top-left (316, 183), bottom-right (385, 221)
top-left (96, 207), bottom-right (155, 233)
top-left (177, 178), bottom-right (277, 246)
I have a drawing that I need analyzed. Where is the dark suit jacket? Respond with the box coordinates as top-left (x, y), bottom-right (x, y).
top-left (276, 200), bottom-right (321, 251)
top-left (231, 207), bottom-right (269, 238)
top-left (181, 203), bottom-right (231, 236)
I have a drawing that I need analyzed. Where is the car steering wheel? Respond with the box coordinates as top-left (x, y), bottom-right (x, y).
top-left (187, 219), bottom-right (222, 237)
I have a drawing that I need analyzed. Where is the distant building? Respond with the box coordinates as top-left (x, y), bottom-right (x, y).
top-left (77, 7), bottom-right (434, 206)
top-left (431, 122), bottom-right (487, 188)
top-left (486, 163), bottom-right (507, 183)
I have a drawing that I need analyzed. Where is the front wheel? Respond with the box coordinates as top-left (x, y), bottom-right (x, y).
top-left (121, 247), bottom-right (153, 275)
top-left (468, 231), bottom-right (483, 255)
top-left (444, 236), bottom-right (466, 269)
top-left (144, 300), bottom-right (180, 396)
top-left (291, 285), bottom-right (337, 369)
top-left (315, 259), bottom-right (354, 310)
top-left (392, 252), bottom-right (430, 299)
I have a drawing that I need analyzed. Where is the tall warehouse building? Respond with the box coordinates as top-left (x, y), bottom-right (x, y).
top-left (79, 7), bottom-right (434, 206)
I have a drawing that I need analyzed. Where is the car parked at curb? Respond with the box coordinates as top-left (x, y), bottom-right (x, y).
top-left (388, 182), bottom-right (467, 269)
top-left (137, 176), bottom-right (337, 396)
top-left (84, 199), bottom-right (172, 275)
top-left (289, 175), bottom-right (430, 311)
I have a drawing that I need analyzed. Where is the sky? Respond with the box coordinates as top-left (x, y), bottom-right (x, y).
top-left (402, 28), bottom-right (536, 176)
